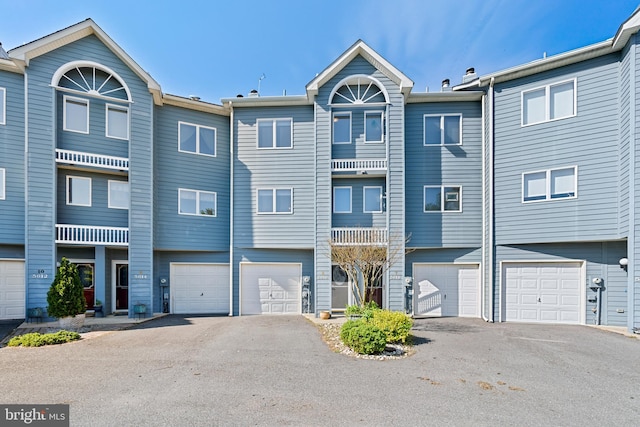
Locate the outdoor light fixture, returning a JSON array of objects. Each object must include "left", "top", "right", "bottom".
[{"left": 619, "top": 257, "right": 628, "bottom": 271}]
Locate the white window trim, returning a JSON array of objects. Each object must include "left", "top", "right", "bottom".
[
  {"left": 105, "top": 103, "right": 130, "bottom": 140},
  {"left": 423, "top": 114, "right": 462, "bottom": 146},
  {"left": 521, "top": 166, "right": 578, "bottom": 203},
  {"left": 333, "top": 186, "right": 352, "bottom": 214},
  {"left": 178, "top": 121, "right": 217, "bottom": 157},
  {"left": 363, "top": 186, "right": 383, "bottom": 213},
  {"left": 178, "top": 188, "right": 217, "bottom": 217},
  {"left": 108, "top": 180, "right": 130, "bottom": 210},
  {"left": 66, "top": 175, "right": 92, "bottom": 207},
  {"left": 423, "top": 185, "right": 462, "bottom": 213},
  {"left": 0, "top": 168, "right": 5, "bottom": 200},
  {"left": 256, "top": 187, "right": 294, "bottom": 214},
  {"left": 332, "top": 111, "right": 352, "bottom": 145},
  {"left": 63, "top": 95, "right": 90, "bottom": 134},
  {"left": 256, "top": 118, "right": 293, "bottom": 149},
  {"left": 521, "top": 78, "right": 577, "bottom": 127},
  {"left": 0, "top": 87, "right": 6, "bottom": 125},
  {"left": 364, "top": 111, "right": 384, "bottom": 144}
]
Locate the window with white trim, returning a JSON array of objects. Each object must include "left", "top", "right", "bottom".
[
  {"left": 64, "top": 96, "right": 89, "bottom": 134},
  {"left": 108, "top": 180, "right": 130, "bottom": 209},
  {"left": 522, "top": 79, "right": 576, "bottom": 126},
  {"left": 424, "top": 114, "right": 461, "bottom": 145},
  {"left": 333, "top": 187, "right": 352, "bottom": 213},
  {"left": 522, "top": 166, "right": 577, "bottom": 202},
  {"left": 332, "top": 112, "right": 351, "bottom": 144},
  {"left": 424, "top": 186, "right": 461, "bottom": 212},
  {"left": 257, "top": 188, "right": 293, "bottom": 214},
  {"left": 179, "top": 122, "right": 216, "bottom": 156},
  {"left": 0, "top": 168, "right": 5, "bottom": 200},
  {"left": 67, "top": 176, "right": 92, "bottom": 206},
  {"left": 0, "top": 87, "right": 5, "bottom": 125},
  {"left": 257, "top": 118, "right": 292, "bottom": 149},
  {"left": 179, "top": 188, "right": 217, "bottom": 216},
  {"left": 363, "top": 186, "right": 383, "bottom": 213},
  {"left": 365, "top": 111, "right": 384, "bottom": 143},
  {"left": 106, "top": 104, "right": 129, "bottom": 140}
]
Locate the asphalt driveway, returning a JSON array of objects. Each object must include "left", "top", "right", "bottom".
[{"left": 0, "top": 315, "right": 638, "bottom": 426}]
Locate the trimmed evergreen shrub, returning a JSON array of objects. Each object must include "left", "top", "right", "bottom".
[
  {"left": 370, "top": 309, "right": 414, "bottom": 343},
  {"left": 8, "top": 330, "right": 81, "bottom": 347},
  {"left": 340, "top": 320, "right": 387, "bottom": 354},
  {"left": 47, "top": 257, "right": 86, "bottom": 319}
]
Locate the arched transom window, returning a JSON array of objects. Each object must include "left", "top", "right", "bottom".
[
  {"left": 52, "top": 61, "right": 131, "bottom": 102},
  {"left": 330, "top": 75, "right": 388, "bottom": 105}
]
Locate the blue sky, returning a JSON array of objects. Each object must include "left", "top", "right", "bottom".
[{"left": 1, "top": 1, "right": 638, "bottom": 103}]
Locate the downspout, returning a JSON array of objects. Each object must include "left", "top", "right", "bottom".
[
  {"left": 481, "top": 90, "right": 488, "bottom": 321},
  {"left": 229, "top": 102, "right": 234, "bottom": 316},
  {"left": 489, "top": 77, "right": 496, "bottom": 323},
  {"left": 628, "top": 39, "right": 636, "bottom": 332}
]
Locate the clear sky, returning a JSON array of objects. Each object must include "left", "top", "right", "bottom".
[{"left": 1, "top": 0, "right": 638, "bottom": 103}]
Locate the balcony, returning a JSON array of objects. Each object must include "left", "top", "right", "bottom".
[
  {"left": 331, "top": 227, "right": 388, "bottom": 246},
  {"left": 56, "top": 224, "right": 129, "bottom": 246},
  {"left": 331, "top": 159, "right": 387, "bottom": 174},
  {"left": 56, "top": 149, "right": 129, "bottom": 172}
]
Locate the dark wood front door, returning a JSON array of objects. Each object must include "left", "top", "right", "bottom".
[{"left": 115, "top": 263, "right": 128, "bottom": 310}]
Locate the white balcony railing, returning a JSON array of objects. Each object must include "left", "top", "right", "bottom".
[
  {"left": 56, "top": 149, "right": 129, "bottom": 171},
  {"left": 330, "top": 227, "right": 388, "bottom": 246},
  {"left": 331, "top": 159, "right": 387, "bottom": 172},
  {"left": 56, "top": 224, "right": 129, "bottom": 246}
]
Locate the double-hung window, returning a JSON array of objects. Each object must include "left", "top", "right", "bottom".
[
  {"left": 179, "top": 188, "right": 217, "bottom": 216},
  {"left": 67, "top": 176, "right": 92, "bottom": 206},
  {"left": 522, "top": 166, "right": 577, "bottom": 202},
  {"left": 0, "top": 168, "right": 5, "bottom": 200},
  {"left": 365, "top": 111, "right": 384, "bottom": 143},
  {"left": 179, "top": 122, "right": 216, "bottom": 156},
  {"left": 0, "top": 87, "right": 5, "bottom": 125},
  {"left": 424, "top": 185, "right": 461, "bottom": 212},
  {"left": 332, "top": 112, "right": 351, "bottom": 144},
  {"left": 108, "top": 180, "right": 130, "bottom": 209},
  {"left": 522, "top": 79, "right": 576, "bottom": 126},
  {"left": 257, "top": 118, "right": 292, "bottom": 149},
  {"left": 363, "top": 186, "right": 383, "bottom": 213},
  {"left": 106, "top": 104, "right": 129, "bottom": 140},
  {"left": 257, "top": 188, "right": 293, "bottom": 214},
  {"left": 424, "top": 114, "right": 461, "bottom": 145},
  {"left": 333, "top": 187, "right": 352, "bottom": 213},
  {"left": 64, "top": 95, "right": 89, "bottom": 134}
]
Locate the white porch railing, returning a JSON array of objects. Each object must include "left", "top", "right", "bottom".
[
  {"left": 56, "top": 224, "right": 129, "bottom": 246},
  {"left": 56, "top": 149, "right": 129, "bottom": 171},
  {"left": 331, "top": 159, "right": 387, "bottom": 172},
  {"left": 330, "top": 227, "right": 388, "bottom": 246}
]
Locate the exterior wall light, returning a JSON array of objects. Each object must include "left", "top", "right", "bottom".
[{"left": 619, "top": 257, "right": 628, "bottom": 271}]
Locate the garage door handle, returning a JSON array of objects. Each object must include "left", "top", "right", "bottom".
[{"left": 537, "top": 298, "right": 541, "bottom": 303}]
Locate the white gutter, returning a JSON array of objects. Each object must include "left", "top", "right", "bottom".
[{"left": 228, "top": 102, "right": 234, "bottom": 317}]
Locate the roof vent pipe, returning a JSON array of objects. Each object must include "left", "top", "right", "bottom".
[
  {"left": 249, "top": 89, "right": 259, "bottom": 98},
  {"left": 189, "top": 95, "right": 200, "bottom": 101},
  {"left": 441, "top": 79, "right": 451, "bottom": 92},
  {"left": 462, "top": 67, "right": 478, "bottom": 84}
]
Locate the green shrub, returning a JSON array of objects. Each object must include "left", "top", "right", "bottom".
[
  {"left": 8, "top": 330, "right": 81, "bottom": 347},
  {"left": 47, "top": 257, "right": 86, "bottom": 319},
  {"left": 370, "top": 309, "right": 414, "bottom": 343},
  {"left": 345, "top": 301, "right": 380, "bottom": 320},
  {"left": 340, "top": 320, "right": 387, "bottom": 354}
]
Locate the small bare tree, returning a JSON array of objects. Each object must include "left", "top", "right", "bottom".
[{"left": 329, "top": 232, "right": 410, "bottom": 308}]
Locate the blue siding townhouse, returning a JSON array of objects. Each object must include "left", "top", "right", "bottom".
[{"left": 1, "top": 9, "right": 640, "bottom": 333}]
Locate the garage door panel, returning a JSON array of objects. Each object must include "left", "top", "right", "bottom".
[
  {"left": 504, "top": 262, "right": 582, "bottom": 324},
  {"left": 414, "top": 264, "right": 479, "bottom": 318},
  {"left": 0, "top": 261, "right": 25, "bottom": 320},
  {"left": 241, "top": 264, "right": 301, "bottom": 315},
  {"left": 171, "top": 264, "right": 230, "bottom": 314}
]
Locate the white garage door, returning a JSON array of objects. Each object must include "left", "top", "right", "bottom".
[
  {"left": 414, "top": 264, "right": 479, "bottom": 317},
  {"left": 0, "top": 260, "right": 25, "bottom": 320},
  {"left": 241, "top": 263, "right": 301, "bottom": 315},
  {"left": 503, "top": 262, "right": 582, "bottom": 324},
  {"left": 170, "top": 263, "right": 230, "bottom": 314}
]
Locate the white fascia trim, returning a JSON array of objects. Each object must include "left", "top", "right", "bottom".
[
  {"left": 407, "top": 91, "right": 484, "bottom": 103},
  {"left": 221, "top": 95, "right": 309, "bottom": 108},
  {"left": 0, "top": 58, "right": 22, "bottom": 73},
  {"left": 612, "top": 7, "right": 640, "bottom": 50},
  {"left": 163, "top": 94, "right": 229, "bottom": 116}
]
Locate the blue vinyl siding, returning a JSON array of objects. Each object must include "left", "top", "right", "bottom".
[
  {"left": 0, "top": 71, "right": 25, "bottom": 244},
  {"left": 56, "top": 171, "right": 128, "bottom": 227},
  {"left": 154, "top": 105, "right": 230, "bottom": 251},
  {"left": 405, "top": 248, "right": 481, "bottom": 275},
  {"left": 331, "top": 177, "right": 385, "bottom": 227},
  {"left": 493, "top": 54, "right": 620, "bottom": 245},
  {"left": 405, "top": 102, "right": 483, "bottom": 248},
  {"left": 234, "top": 106, "right": 315, "bottom": 249},
  {"left": 619, "top": 43, "right": 631, "bottom": 236}
]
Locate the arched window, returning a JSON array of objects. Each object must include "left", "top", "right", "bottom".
[
  {"left": 52, "top": 61, "right": 131, "bottom": 102},
  {"left": 329, "top": 75, "right": 388, "bottom": 105}
]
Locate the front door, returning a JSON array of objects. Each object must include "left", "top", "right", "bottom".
[{"left": 113, "top": 262, "right": 129, "bottom": 311}]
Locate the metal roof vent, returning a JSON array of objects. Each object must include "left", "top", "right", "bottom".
[
  {"left": 462, "top": 67, "right": 477, "bottom": 84},
  {"left": 249, "top": 89, "right": 259, "bottom": 98},
  {"left": 189, "top": 95, "right": 200, "bottom": 101},
  {"left": 441, "top": 78, "right": 451, "bottom": 92}
]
